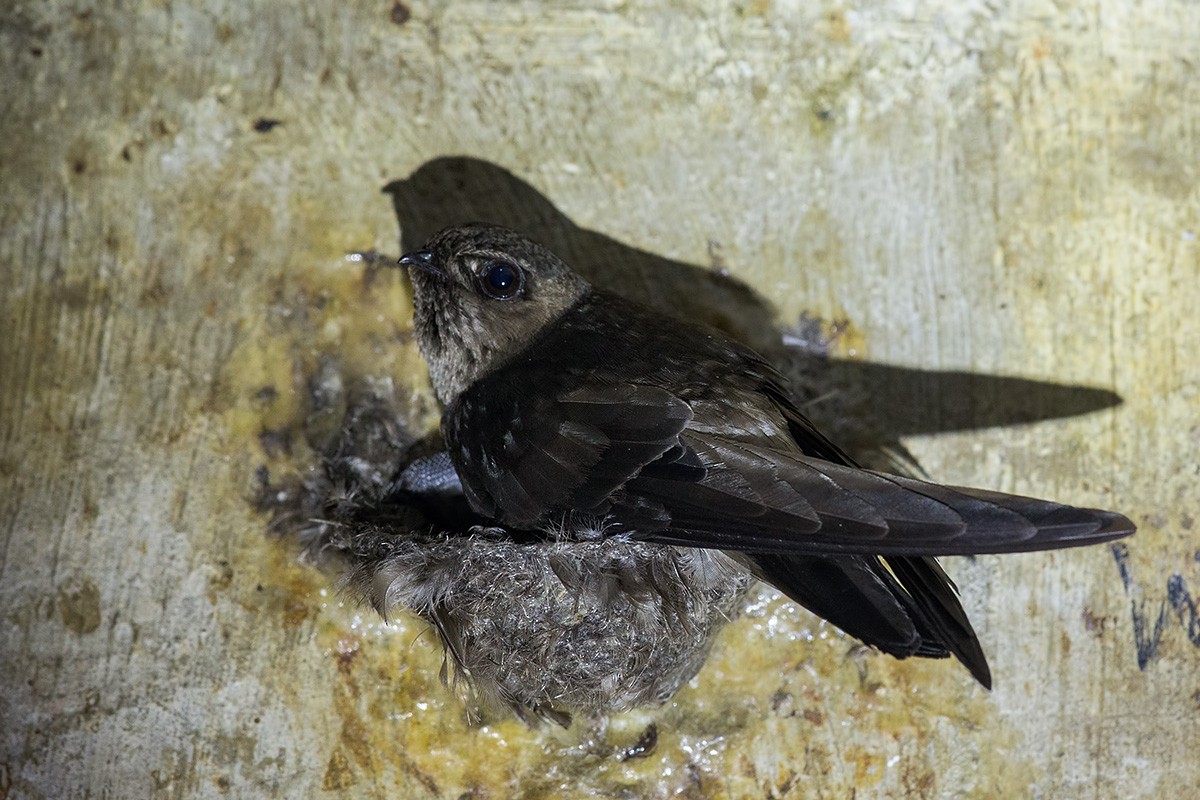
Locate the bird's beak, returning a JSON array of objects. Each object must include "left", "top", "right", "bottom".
[{"left": 398, "top": 250, "right": 447, "bottom": 279}]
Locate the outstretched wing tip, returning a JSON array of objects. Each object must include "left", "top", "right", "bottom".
[
  {"left": 1095, "top": 509, "right": 1137, "bottom": 539},
  {"left": 1009, "top": 502, "right": 1136, "bottom": 553}
]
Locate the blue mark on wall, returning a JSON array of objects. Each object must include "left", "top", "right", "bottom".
[{"left": 1111, "top": 542, "right": 1200, "bottom": 669}]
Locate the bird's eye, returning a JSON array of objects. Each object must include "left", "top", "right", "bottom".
[{"left": 477, "top": 259, "right": 525, "bottom": 301}]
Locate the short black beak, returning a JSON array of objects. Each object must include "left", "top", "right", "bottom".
[{"left": 398, "top": 249, "right": 446, "bottom": 279}]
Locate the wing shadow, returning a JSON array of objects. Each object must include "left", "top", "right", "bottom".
[{"left": 383, "top": 157, "right": 1121, "bottom": 468}]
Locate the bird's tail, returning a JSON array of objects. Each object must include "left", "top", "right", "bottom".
[{"left": 752, "top": 552, "right": 991, "bottom": 687}]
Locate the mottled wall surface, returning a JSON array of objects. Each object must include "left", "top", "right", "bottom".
[{"left": 2, "top": 1, "right": 1197, "bottom": 798}]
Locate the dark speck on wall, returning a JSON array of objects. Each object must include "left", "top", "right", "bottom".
[
  {"left": 253, "top": 118, "right": 282, "bottom": 133},
  {"left": 391, "top": 1, "right": 412, "bottom": 25}
]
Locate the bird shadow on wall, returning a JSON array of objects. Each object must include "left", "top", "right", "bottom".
[{"left": 382, "top": 156, "right": 1121, "bottom": 471}]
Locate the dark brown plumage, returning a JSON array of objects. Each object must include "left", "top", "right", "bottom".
[{"left": 401, "top": 222, "right": 1135, "bottom": 695}]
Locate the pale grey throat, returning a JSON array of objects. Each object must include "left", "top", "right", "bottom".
[
  {"left": 407, "top": 255, "right": 589, "bottom": 406},
  {"left": 409, "top": 268, "right": 483, "bottom": 406}
]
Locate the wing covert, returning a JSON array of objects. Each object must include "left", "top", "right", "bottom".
[{"left": 445, "top": 379, "right": 692, "bottom": 529}]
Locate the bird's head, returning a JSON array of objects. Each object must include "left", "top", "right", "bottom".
[{"left": 400, "top": 223, "right": 590, "bottom": 404}]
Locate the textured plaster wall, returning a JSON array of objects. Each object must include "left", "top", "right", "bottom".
[{"left": 2, "top": 1, "right": 1197, "bottom": 798}]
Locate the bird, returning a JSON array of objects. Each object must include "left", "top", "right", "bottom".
[{"left": 387, "top": 222, "right": 1134, "bottom": 719}]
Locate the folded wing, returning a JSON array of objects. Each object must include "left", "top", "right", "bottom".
[{"left": 623, "top": 433, "right": 1134, "bottom": 556}]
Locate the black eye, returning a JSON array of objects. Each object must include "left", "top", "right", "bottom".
[{"left": 477, "top": 259, "right": 525, "bottom": 301}]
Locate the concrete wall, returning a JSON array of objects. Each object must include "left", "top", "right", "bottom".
[{"left": 2, "top": 1, "right": 1197, "bottom": 797}]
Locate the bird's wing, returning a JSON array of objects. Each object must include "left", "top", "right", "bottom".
[
  {"left": 447, "top": 352, "right": 1133, "bottom": 554},
  {"left": 622, "top": 430, "right": 1134, "bottom": 556},
  {"left": 443, "top": 379, "right": 693, "bottom": 529}
]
